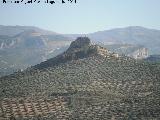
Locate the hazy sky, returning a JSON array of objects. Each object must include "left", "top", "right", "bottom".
[{"left": 0, "top": 0, "right": 160, "bottom": 34}]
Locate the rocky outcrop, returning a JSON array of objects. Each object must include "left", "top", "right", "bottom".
[
  {"left": 66, "top": 37, "right": 109, "bottom": 58},
  {"left": 34, "top": 37, "right": 111, "bottom": 69},
  {"left": 67, "top": 37, "right": 91, "bottom": 51}
]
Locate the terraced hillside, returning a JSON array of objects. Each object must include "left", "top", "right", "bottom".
[
  {"left": 0, "top": 37, "right": 160, "bottom": 120},
  {"left": 0, "top": 97, "right": 70, "bottom": 119}
]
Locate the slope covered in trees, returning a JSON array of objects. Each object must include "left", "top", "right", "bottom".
[{"left": 0, "top": 37, "right": 160, "bottom": 120}]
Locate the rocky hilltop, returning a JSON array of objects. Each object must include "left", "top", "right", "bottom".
[{"left": 34, "top": 37, "right": 116, "bottom": 69}]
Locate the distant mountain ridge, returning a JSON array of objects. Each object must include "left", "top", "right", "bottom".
[
  {"left": 102, "top": 44, "right": 149, "bottom": 59},
  {"left": 0, "top": 25, "right": 57, "bottom": 36},
  {"left": 1, "top": 25, "right": 160, "bottom": 55},
  {"left": 0, "top": 26, "right": 72, "bottom": 76},
  {"left": 0, "top": 25, "right": 160, "bottom": 76},
  {"left": 145, "top": 55, "right": 160, "bottom": 62},
  {"left": 66, "top": 26, "right": 160, "bottom": 55}
]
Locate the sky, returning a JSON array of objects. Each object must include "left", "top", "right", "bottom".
[{"left": 0, "top": 0, "right": 160, "bottom": 34}]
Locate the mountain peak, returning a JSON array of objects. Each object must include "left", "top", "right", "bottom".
[
  {"left": 65, "top": 37, "right": 110, "bottom": 58},
  {"left": 66, "top": 37, "right": 91, "bottom": 52},
  {"left": 34, "top": 37, "right": 110, "bottom": 69}
]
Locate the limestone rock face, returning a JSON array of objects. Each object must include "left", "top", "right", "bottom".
[{"left": 128, "top": 48, "right": 148, "bottom": 59}]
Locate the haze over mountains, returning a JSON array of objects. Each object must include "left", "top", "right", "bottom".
[
  {"left": 0, "top": 26, "right": 72, "bottom": 76},
  {"left": 0, "top": 37, "right": 160, "bottom": 120},
  {"left": 0, "top": 25, "right": 58, "bottom": 36},
  {"left": 0, "top": 25, "right": 160, "bottom": 76},
  {"left": 67, "top": 26, "right": 160, "bottom": 55}
]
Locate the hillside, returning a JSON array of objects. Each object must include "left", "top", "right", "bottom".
[{"left": 0, "top": 37, "right": 160, "bottom": 120}]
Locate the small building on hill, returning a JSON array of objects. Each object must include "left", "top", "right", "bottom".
[{"left": 94, "top": 45, "right": 109, "bottom": 57}]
